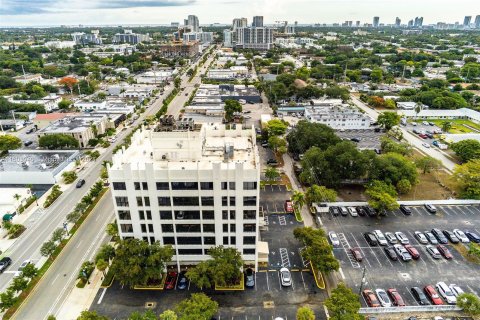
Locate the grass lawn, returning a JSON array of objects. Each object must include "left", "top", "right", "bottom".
[{"left": 412, "top": 119, "right": 480, "bottom": 134}]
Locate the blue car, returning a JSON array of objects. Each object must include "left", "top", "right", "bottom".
[
  {"left": 177, "top": 271, "right": 187, "bottom": 290},
  {"left": 465, "top": 231, "right": 480, "bottom": 243}
]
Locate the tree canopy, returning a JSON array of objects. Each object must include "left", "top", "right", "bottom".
[
  {"left": 174, "top": 293, "right": 218, "bottom": 320},
  {"left": 286, "top": 121, "right": 341, "bottom": 155},
  {"left": 324, "top": 283, "right": 362, "bottom": 320},
  {"left": 453, "top": 159, "right": 480, "bottom": 199},
  {"left": 0, "top": 135, "right": 22, "bottom": 152},
  {"left": 223, "top": 99, "right": 242, "bottom": 122},
  {"left": 365, "top": 180, "right": 399, "bottom": 214},
  {"left": 39, "top": 134, "right": 79, "bottom": 149},
  {"left": 294, "top": 227, "right": 339, "bottom": 274},
  {"left": 451, "top": 139, "right": 480, "bottom": 163}
]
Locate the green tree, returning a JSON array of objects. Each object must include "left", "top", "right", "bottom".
[
  {"left": 47, "top": 315, "right": 57, "bottom": 320},
  {"left": 380, "top": 137, "right": 412, "bottom": 156},
  {"left": 294, "top": 227, "right": 339, "bottom": 274},
  {"left": 324, "top": 283, "right": 362, "bottom": 320},
  {"left": 39, "top": 134, "right": 79, "bottom": 149},
  {"left": 62, "top": 170, "right": 78, "bottom": 184},
  {"left": 40, "top": 240, "right": 57, "bottom": 260},
  {"left": 0, "top": 135, "right": 22, "bottom": 152},
  {"left": 128, "top": 310, "right": 158, "bottom": 320},
  {"left": 11, "top": 275, "right": 29, "bottom": 292},
  {"left": 292, "top": 190, "right": 306, "bottom": 213},
  {"left": 365, "top": 180, "right": 399, "bottom": 215},
  {"left": 264, "top": 166, "right": 280, "bottom": 181},
  {"left": 453, "top": 159, "right": 480, "bottom": 199},
  {"left": 296, "top": 306, "right": 315, "bottom": 320},
  {"left": 441, "top": 121, "right": 452, "bottom": 133},
  {"left": 370, "top": 68, "right": 383, "bottom": 83},
  {"left": 451, "top": 139, "right": 480, "bottom": 162},
  {"left": 174, "top": 293, "right": 218, "bottom": 320},
  {"left": 159, "top": 310, "right": 178, "bottom": 320},
  {"left": 371, "top": 153, "right": 418, "bottom": 187},
  {"left": 305, "top": 185, "right": 337, "bottom": 204},
  {"left": 0, "top": 289, "right": 17, "bottom": 312},
  {"left": 415, "top": 156, "right": 442, "bottom": 174},
  {"left": 396, "top": 179, "right": 412, "bottom": 194},
  {"left": 96, "top": 244, "right": 116, "bottom": 263},
  {"left": 58, "top": 99, "right": 72, "bottom": 109},
  {"left": 377, "top": 112, "right": 400, "bottom": 130},
  {"left": 96, "top": 258, "right": 108, "bottom": 276},
  {"left": 106, "top": 222, "right": 119, "bottom": 239},
  {"left": 468, "top": 243, "right": 480, "bottom": 260},
  {"left": 77, "top": 310, "right": 110, "bottom": 320},
  {"left": 268, "top": 135, "right": 286, "bottom": 152},
  {"left": 185, "top": 261, "right": 212, "bottom": 289},
  {"left": 266, "top": 119, "right": 288, "bottom": 136},
  {"left": 384, "top": 99, "right": 396, "bottom": 109},
  {"left": 21, "top": 263, "right": 38, "bottom": 279},
  {"left": 286, "top": 121, "right": 341, "bottom": 155},
  {"left": 456, "top": 293, "right": 480, "bottom": 316},
  {"left": 224, "top": 99, "right": 242, "bottom": 122},
  {"left": 51, "top": 227, "right": 66, "bottom": 243}
]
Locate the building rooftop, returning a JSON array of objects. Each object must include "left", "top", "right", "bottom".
[
  {"left": 38, "top": 114, "right": 107, "bottom": 134},
  {"left": 0, "top": 150, "right": 78, "bottom": 173}
]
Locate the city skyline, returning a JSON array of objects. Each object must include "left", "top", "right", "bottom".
[{"left": 0, "top": 0, "right": 479, "bottom": 27}]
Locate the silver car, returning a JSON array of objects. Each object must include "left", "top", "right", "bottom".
[
  {"left": 328, "top": 231, "right": 340, "bottom": 247},
  {"left": 426, "top": 245, "right": 441, "bottom": 259},
  {"left": 395, "top": 231, "right": 409, "bottom": 245},
  {"left": 414, "top": 231, "right": 429, "bottom": 244},
  {"left": 453, "top": 229, "right": 470, "bottom": 243},
  {"left": 280, "top": 268, "right": 292, "bottom": 287},
  {"left": 384, "top": 232, "right": 398, "bottom": 244}
]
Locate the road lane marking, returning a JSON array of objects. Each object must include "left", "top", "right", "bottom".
[{"left": 97, "top": 288, "right": 107, "bottom": 304}]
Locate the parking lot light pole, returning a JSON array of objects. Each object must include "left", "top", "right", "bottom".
[{"left": 358, "top": 266, "right": 367, "bottom": 296}]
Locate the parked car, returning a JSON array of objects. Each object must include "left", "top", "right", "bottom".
[
  {"left": 350, "top": 247, "right": 363, "bottom": 262},
  {"left": 452, "top": 229, "right": 470, "bottom": 243},
  {"left": 26, "top": 127, "right": 35, "bottom": 134},
  {"left": 424, "top": 231, "right": 438, "bottom": 244},
  {"left": 422, "top": 142, "right": 430, "bottom": 148},
  {"left": 348, "top": 207, "right": 358, "bottom": 217},
  {"left": 356, "top": 206, "right": 366, "bottom": 216},
  {"left": 76, "top": 179, "right": 86, "bottom": 188},
  {"left": 375, "top": 289, "right": 392, "bottom": 307},
  {"left": 384, "top": 247, "right": 398, "bottom": 261},
  {"left": 422, "top": 121, "right": 429, "bottom": 126},
  {"left": 372, "top": 230, "right": 388, "bottom": 246},
  {"left": 350, "top": 137, "right": 361, "bottom": 143},
  {"left": 261, "top": 142, "right": 269, "bottom": 148},
  {"left": 284, "top": 200, "right": 294, "bottom": 213},
  {"left": 0, "top": 257, "right": 12, "bottom": 273},
  {"left": 164, "top": 271, "right": 177, "bottom": 290},
  {"left": 431, "top": 228, "right": 448, "bottom": 244},
  {"left": 411, "top": 287, "right": 430, "bottom": 305},
  {"left": 442, "top": 230, "right": 459, "bottom": 244},
  {"left": 437, "top": 245, "right": 453, "bottom": 260},
  {"left": 328, "top": 231, "right": 340, "bottom": 247},
  {"left": 426, "top": 245, "right": 441, "bottom": 259},
  {"left": 245, "top": 268, "right": 255, "bottom": 288},
  {"left": 364, "top": 206, "right": 376, "bottom": 217},
  {"left": 363, "top": 289, "right": 380, "bottom": 307},
  {"left": 424, "top": 285, "right": 444, "bottom": 305},
  {"left": 395, "top": 231, "right": 409, "bottom": 244},
  {"left": 18, "top": 260, "right": 32, "bottom": 272},
  {"left": 414, "top": 231, "right": 429, "bottom": 244},
  {"left": 24, "top": 140, "right": 33, "bottom": 146},
  {"left": 393, "top": 244, "right": 412, "bottom": 261},
  {"left": 384, "top": 232, "right": 398, "bottom": 244},
  {"left": 177, "top": 271, "right": 187, "bottom": 290},
  {"left": 404, "top": 245, "right": 420, "bottom": 259},
  {"left": 399, "top": 204, "right": 412, "bottom": 215},
  {"left": 364, "top": 232, "right": 379, "bottom": 246},
  {"left": 279, "top": 268, "right": 292, "bottom": 286},
  {"left": 387, "top": 288, "right": 405, "bottom": 306},
  {"left": 266, "top": 159, "right": 278, "bottom": 166},
  {"left": 330, "top": 206, "right": 340, "bottom": 217},
  {"left": 449, "top": 284, "right": 464, "bottom": 297},
  {"left": 340, "top": 207, "right": 348, "bottom": 217},
  {"left": 465, "top": 230, "right": 480, "bottom": 243},
  {"left": 424, "top": 203, "right": 437, "bottom": 214},
  {"left": 436, "top": 282, "right": 457, "bottom": 304}
]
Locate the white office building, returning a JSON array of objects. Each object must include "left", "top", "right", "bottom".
[
  {"left": 235, "top": 26, "right": 275, "bottom": 50},
  {"left": 108, "top": 123, "right": 261, "bottom": 269},
  {"left": 305, "top": 105, "right": 372, "bottom": 129}
]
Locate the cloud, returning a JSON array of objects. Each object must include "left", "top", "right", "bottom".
[{"left": 0, "top": 0, "right": 195, "bottom": 15}]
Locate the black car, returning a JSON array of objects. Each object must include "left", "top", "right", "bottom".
[
  {"left": 266, "top": 159, "right": 278, "bottom": 166},
  {"left": 384, "top": 247, "right": 398, "bottom": 261},
  {"left": 431, "top": 228, "right": 448, "bottom": 244},
  {"left": 465, "top": 231, "right": 480, "bottom": 243},
  {"left": 329, "top": 206, "right": 340, "bottom": 217},
  {"left": 442, "top": 230, "right": 460, "bottom": 244},
  {"left": 24, "top": 140, "right": 33, "bottom": 146},
  {"left": 0, "top": 257, "right": 12, "bottom": 273},
  {"left": 363, "top": 206, "right": 376, "bottom": 217},
  {"left": 400, "top": 204, "right": 412, "bottom": 215},
  {"left": 177, "top": 271, "right": 187, "bottom": 290},
  {"left": 350, "top": 138, "right": 361, "bottom": 143},
  {"left": 355, "top": 206, "right": 366, "bottom": 216},
  {"left": 411, "top": 287, "right": 430, "bottom": 305},
  {"left": 76, "top": 179, "right": 86, "bottom": 188},
  {"left": 364, "top": 232, "right": 378, "bottom": 246}
]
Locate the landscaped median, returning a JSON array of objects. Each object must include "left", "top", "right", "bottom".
[
  {"left": 214, "top": 274, "right": 245, "bottom": 291},
  {"left": 3, "top": 186, "right": 108, "bottom": 319},
  {"left": 133, "top": 275, "right": 166, "bottom": 290}
]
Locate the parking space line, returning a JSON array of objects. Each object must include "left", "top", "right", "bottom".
[
  {"left": 464, "top": 206, "right": 477, "bottom": 215},
  {"left": 265, "top": 271, "right": 269, "bottom": 291},
  {"left": 350, "top": 233, "right": 372, "bottom": 268},
  {"left": 279, "top": 248, "right": 290, "bottom": 267},
  {"left": 337, "top": 233, "right": 360, "bottom": 268},
  {"left": 369, "top": 247, "right": 383, "bottom": 267},
  {"left": 412, "top": 207, "right": 423, "bottom": 216},
  {"left": 278, "top": 216, "right": 286, "bottom": 225},
  {"left": 300, "top": 271, "right": 307, "bottom": 291},
  {"left": 379, "top": 248, "right": 394, "bottom": 267}
]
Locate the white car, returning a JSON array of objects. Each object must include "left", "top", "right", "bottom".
[
  {"left": 436, "top": 282, "right": 457, "bottom": 304},
  {"left": 375, "top": 288, "right": 392, "bottom": 307},
  {"left": 422, "top": 142, "right": 430, "bottom": 148},
  {"left": 452, "top": 229, "right": 470, "bottom": 243},
  {"left": 395, "top": 231, "right": 409, "bottom": 245},
  {"left": 280, "top": 268, "right": 292, "bottom": 287},
  {"left": 373, "top": 230, "right": 388, "bottom": 246},
  {"left": 426, "top": 245, "right": 441, "bottom": 259},
  {"left": 18, "top": 260, "right": 31, "bottom": 272},
  {"left": 393, "top": 244, "right": 412, "bottom": 261},
  {"left": 422, "top": 121, "right": 429, "bottom": 126},
  {"left": 414, "top": 231, "right": 429, "bottom": 244},
  {"left": 328, "top": 231, "right": 340, "bottom": 247},
  {"left": 384, "top": 232, "right": 398, "bottom": 244},
  {"left": 348, "top": 207, "right": 358, "bottom": 217},
  {"left": 449, "top": 284, "right": 464, "bottom": 297}
]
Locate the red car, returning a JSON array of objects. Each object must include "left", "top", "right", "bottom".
[
  {"left": 164, "top": 271, "right": 178, "bottom": 290},
  {"left": 350, "top": 247, "right": 363, "bottom": 262},
  {"left": 419, "top": 134, "right": 428, "bottom": 139},
  {"left": 404, "top": 245, "right": 420, "bottom": 259},
  {"left": 424, "top": 285, "right": 444, "bottom": 305},
  {"left": 437, "top": 245, "right": 453, "bottom": 260},
  {"left": 284, "top": 200, "right": 294, "bottom": 213},
  {"left": 387, "top": 288, "right": 406, "bottom": 306},
  {"left": 363, "top": 289, "right": 380, "bottom": 307}
]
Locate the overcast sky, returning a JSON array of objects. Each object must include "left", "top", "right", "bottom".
[{"left": 0, "top": 0, "right": 478, "bottom": 27}]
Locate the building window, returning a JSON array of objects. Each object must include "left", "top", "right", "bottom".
[
  {"left": 161, "top": 224, "right": 173, "bottom": 232},
  {"left": 112, "top": 182, "right": 126, "bottom": 190},
  {"left": 200, "top": 182, "right": 214, "bottom": 190},
  {"left": 176, "top": 224, "right": 201, "bottom": 233},
  {"left": 230, "top": 236, "right": 236, "bottom": 244},
  {"left": 171, "top": 182, "right": 198, "bottom": 190},
  {"left": 223, "top": 224, "right": 228, "bottom": 232},
  {"left": 201, "top": 197, "right": 214, "bottom": 206},
  {"left": 144, "top": 197, "right": 150, "bottom": 206},
  {"left": 175, "top": 210, "right": 200, "bottom": 220},
  {"left": 230, "top": 210, "right": 236, "bottom": 219},
  {"left": 156, "top": 182, "right": 169, "bottom": 190},
  {"left": 244, "top": 236, "right": 256, "bottom": 244},
  {"left": 222, "top": 210, "right": 228, "bottom": 219},
  {"left": 142, "top": 182, "right": 148, "bottom": 190},
  {"left": 139, "top": 210, "right": 152, "bottom": 220},
  {"left": 230, "top": 197, "right": 236, "bottom": 206},
  {"left": 148, "top": 224, "right": 153, "bottom": 232},
  {"left": 243, "top": 196, "right": 257, "bottom": 206},
  {"left": 163, "top": 237, "right": 175, "bottom": 244},
  {"left": 221, "top": 182, "right": 228, "bottom": 190},
  {"left": 243, "top": 210, "right": 256, "bottom": 219},
  {"left": 158, "top": 197, "right": 171, "bottom": 206},
  {"left": 202, "top": 211, "right": 214, "bottom": 220},
  {"left": 136, "top": 197, "right": 143, "bottom": 206},
  {"left": 243, "top": 182, "right": 257, "bottom": 190},
  {"left": 141, "top": 224, "right": 146, "bottom": 232},
  {"left": 244, "top": 224, "right": 256, "bottom": 232},
  {"left": 223, "top": 236, "right": 229, "bottom": 245},
  {"left": 203, "top": 224, "right": 215, "bottom": 232},
  {"left": 120, "top": 224, "right": 133, "bottom": 233},
  {"left": 230, "top": 224, "right": 236, "bottom": 232},
  {"left": 243, "top": 248, "right": 256, "bottom": 255},
  {"left": 229, "top": 182, "right": 236, "bottom": 190},
  {"left": 139, "top": 210, "right": 145, "bottom": 220},
  {"left": 115, "top": 197, "right": 129, "bottom": 207},
  {"left": 204, "top": 237, "right": 215, "bottom": 245},
  {"left": 134, "top": 182, "right": 141, "bottom": 190},
  {"left": 173, "top": 197, "right": 199, "bottom": 206},
  {"left": 178, "top": 249, "right": 202, "bottom": 255},
  {"left": 118, "top": 210, "right": 131, "bottom": 220},
  {"left": 145, "top": 210, "right": 152, "bottom": 219},
  {"left": 222, "top": 196, "right": 228, "bottom": 206},
  {"left": 177, "top": 237, "right": 202, "bottom": 245},
  {"left": 159, "top": 210, "right": 172, "bottom": 219}
]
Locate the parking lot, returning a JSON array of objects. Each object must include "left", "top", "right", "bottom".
[
  {"left": 322, "top": 204, "right": 480, "bottom": 308},
  {"left": 336, "top": 128, "right": 383, "bottom": 150},
  {"left": 404, "top": 121, "right": 443, "bottom": 150}
]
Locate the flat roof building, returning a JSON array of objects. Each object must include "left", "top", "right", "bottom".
[{"left": 305, "top": 105, "right": 372, "bottom": 129}]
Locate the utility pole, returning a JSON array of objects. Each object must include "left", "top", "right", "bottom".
[{"left": 358, "top": 265, "right": 367, "bottom": 295}]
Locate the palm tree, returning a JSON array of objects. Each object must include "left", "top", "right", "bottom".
[
  {"left": 291, "top": 190, "right": 306, "bottom": 213},
  {"left": 441, "top": 121, "right": 452, "bottom": 133},
  {"left": 414, "top": 103, "right": 422, "bottom": 121}
]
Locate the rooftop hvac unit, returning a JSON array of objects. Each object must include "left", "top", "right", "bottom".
[
  {"left": 40, "top": 163, "right": 47, "bottom": 170},
  {"left": 22, "top": 161, "right": 30, "bottom": 169}
]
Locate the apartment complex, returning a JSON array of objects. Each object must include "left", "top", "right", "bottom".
[
  {"left": 304, "top": 105, "right": 372, "bottom": 129},
  {"left": 158, "top": 42, "right": 199, "bottom": 58},
  {"left": 71, "top": 30, "right": 102, "bottom": 45},
  {"left": 108, "top": 123, "right": 261, "bottom": 269},
  {"left": 235, "top": 26, "right": 275, "bottom": 50},
  {"left": 113, "top": 30, "right": 151, "bottom": 44}
]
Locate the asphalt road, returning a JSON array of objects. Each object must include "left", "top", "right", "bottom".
[
  {"left": 350, "top": 95, "right": 457, "bottom": 172},
  {"left": 10, "top": 47, "right": 215, "bottom": 320}
]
